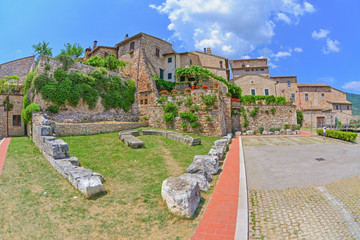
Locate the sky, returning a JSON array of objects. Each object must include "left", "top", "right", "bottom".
[{"left": 1, "top": 0, "right": 359, "bottom": 93}]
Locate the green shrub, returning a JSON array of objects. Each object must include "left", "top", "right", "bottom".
[
  {"left": 34, "top": 74, "right": 52, "bottom": 92},
  {"left": 163, "top": 103, "right": 178, "bottom": 115},
  {"left": 176, "top": 100, "right": 183, "bottom": 106},
  {"left": 250, "top": 107, "right": 259, "bottom": 117},
  {"left": 201, "top": 94, "right": 217, "bottom": 106},
  {"left": 258, "top": 125, "right": 264, "bottom": 133},
  {"left": 296, "top": 124, "right": 301, "bottom": 130},
  {"left": 163, "top": 113, "right": 175, "bottom": 123},
  {"left": 68, "top": 84, "right": 82, "bottom": 106},
  {"left": 55, "top": 52, "right": 75, "bottom": 71},
  {"left": 284, "top": 124, "right": 290, "bottom": 130},
  {"left": 24, "top": 72, "right": 36, "bottom": 94},
  {"left": 140, "top": 116, "right": 148, "bottom": 122},
  {"left": 190, "top": 121, "right": 202, "bottom": 129},
  {"left": 23, "top": 95, "right": 30, "bottom": 109},
  {"left": 154, "top": 75, "right": 175, "bottom": 92},
  {"left": 44, "top": 64, "right": 51, "bottom": 71},
  {"left": 296, "top": 110, "right": 303, "bottom": 126},
  {"left": 205, "top": 115, "right": 213, "bottom": 121},
  {"left": 265, "top": 110, "right": 269, "bottom": 114},
  {"left": 68, "top": 71, "right": 88, "bottom": 85},
  {"left": 181, "top": 121, "right": 187, "bottom": 129},
  {"left": 103, "top": 56, "right": 126, "bottom": 71},
  {"left": 243, "top": 120, "right": 249, "bottom": 129},
  {"left": 84, "top": 56, "right": 104, "bottom": 67},
  {"left": 271, "top": 107, "right": 276, "bottom": 115},
  {"left": 291, "top": 124, "right": 297, "bottom": 131},
  {"left": 317, "top": 129, "right": 357, "bottom": 142},
  {"left": 185, "top": 97, "right": 193, "bottom": 107},
  {"left": 54, "top": 68, "right": 68, "bottom": 82},
  {"left": 41, "top": 82, "right": 57, "bottom": 101},
  {"left": 269, "top": 127, "right": 281, "bottom": 132},
  {"left": 157, "top": 96, "right": 167, "bottom": 104},
  {"left": 189, "top": 104, "right": 200, "bottom": 112},
  {"left": 46, "top": 105, "right": 59, "bottom": 113},
  {"left": 79, "top": 83, "right": 99, "bottom": 109},
  {"left": 21, "top": 103, "right": 41, "bottom": 124},
  {"left": 180, "top": 111, "right": 198, "bottom": 123},
  {"left": 336, "top": 121, "right": 342, "bottom": 129}
]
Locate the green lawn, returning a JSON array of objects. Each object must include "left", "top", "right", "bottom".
[{"left": 0, "top": 131, "right": 219, "bottom": 240}]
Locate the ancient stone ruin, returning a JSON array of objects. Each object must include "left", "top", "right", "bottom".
[
  {"left": 32, "top": 115, "right": 106, "bottom": 198},
  {"left": 161, "top": 133, "right": 232, "bottom": 218}
]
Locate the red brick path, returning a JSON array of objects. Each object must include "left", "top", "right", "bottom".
[
  {"left": 0, "top": 138, "right": 11, "bottom": 176},
  {"left": 192, "top": 137, "right": 240, "bottom": 240}
]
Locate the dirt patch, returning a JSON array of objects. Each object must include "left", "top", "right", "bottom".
[{"left": 160, "top": 144, "right": 184, "bottom": 176}]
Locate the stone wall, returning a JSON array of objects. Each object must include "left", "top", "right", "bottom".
[
  {"left": 144, "top": 89, "right": 229, "bottom": 137},
  {"left": 0, "top": 94, "right": 25, "bottom": 137},
  {"left": 302, "top": 110, "right": 360, "bottom": 128},
  {"left": 53, "top": 121, "right": 148, "bottom": 137},
  {"left": 33, "top": 57, "right": 140, "bottom": 123},
  {"left": 231, "top": 103, "right": 297, "bottom": 132},
  {"left": 234, "top": 74, "right": 277, "bottom": 96},
  {"left": 0, "top": 56, "right": 35, "bottom": 84}
]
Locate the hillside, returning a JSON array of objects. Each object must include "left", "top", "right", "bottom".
[{"left": 347, "top": 93, "right": 360, "bottom": 115}]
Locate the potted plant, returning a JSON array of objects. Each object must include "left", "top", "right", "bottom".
[
  {"left": 171, "top": 89, "right": 179, "bottom": 95},
  {"left": 184, "top": 88, "right": 191, "bottom": 94},
  {"left": 159, "top": 90, "right": 169, "bottom": 96},
  {"left": 202, "top": 85, "right": 209, "bottom": 89},
  {"left": 215, "top": 83, "right": 219, "bottom": 88},
  {"left": 196, "top": 85, "right": 200, "bottom": 89},
  {"left": 209, "top": 84, "right": 214, "bottom": 89},
  {"left": 129, "top": 49, "right": 134, "bottom": 54},
  {"left": 226, "top": 92, "right": 231, "bottom": 97}
]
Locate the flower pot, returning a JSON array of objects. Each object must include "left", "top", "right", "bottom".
[
  {"left": 215, "top": 83, "right": 219, "bottom": 88},
  {"left": 191, "top": 86, "right": 195, "bottom": 90}
]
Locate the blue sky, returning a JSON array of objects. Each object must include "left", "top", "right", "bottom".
[{"left": 1, "top": 0, "right": 359, "bottom": 93}]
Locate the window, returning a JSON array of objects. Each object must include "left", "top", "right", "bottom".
[
  {"left": 188, "top": 77, "right": 195, "bottom": 82},
  {"left": 168, "top": 73, "right": 172, "bottom": 80},
  {"left": 347, "top": 105, "right": 350, "bottom": 110},
  {"left": 321, "top": 93, "right": 325, "bottom": 101},
  {"left": 261, "top": 68, "right": 264, "bottom": 71},
  {"left": 140, "top": 100, "right": 144, "bottom": 104},
  {"left": 336, "top": 105, "right": 339, "bottom": 110},
  {"left": 256, "top": 69, "right": 258, "bottom": 71},
  {"left": 159, "top": 69, "right": 164, "bottom": 79},
  {"left": 145, "top": 99, "right": 148, "bottom": 104},
  {"left": 156, "top": 48, "right": 160, "bottom": 57},
  {"left": 251, "top": 89, "right": 256, "bottom": 96},
  {"left": 242, "top": 64, "right": 245, "bottom": 68},
  {"left": 246, "top": 69, "right": 250, "bottom": 72},
  {"left": 190, "top": 59, "right": 192, "bottom": 65},
  {"left": 180, "top": 76, "right": 185, "bottom": 82},
  {"left": 265, "top": 89, "right": 269, "bottom": 96},
  {"left": 130, "top": 41, "right": 135, "bottom": 50},
  {"left": 13, "top": 115, "right": 21, "bottom": 126},
  {"left": 287, "top": 81, "right": 291, "bottom": 87},
  {"left": 305, "top": 93, "right": 308, "bottom": 101},
  {"left": 220, "top": 61, "right": 223, "bottom": 68},
  {"left": 251, "top": 69, "right": 254, "bottom": 71},
  {"left": 291, "top": 93, "right": 295, "bottom": 101},
  {"left": 168, "top": 57, "right": 172, "bottom": 63}
]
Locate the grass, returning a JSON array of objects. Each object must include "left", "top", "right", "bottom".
[{"left": 0, "top": 131, "right": 219, "bottom": 239}]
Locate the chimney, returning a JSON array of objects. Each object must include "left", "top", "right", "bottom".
[
  {"left": 93, "top": 40, "right": 97, "bottom": 50},
  {"left": 207, "top": 48, "right": 211, "bottom": 54},
  {"left": 124, "top": 34, "right": 129, "bottom": 40},
  {"left": 204, "top": 48, "right": 207, "bottom": 53}
]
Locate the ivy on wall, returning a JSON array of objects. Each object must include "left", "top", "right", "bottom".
[{"left": 24, "top": 67, "right": 136, "bottom": 112}]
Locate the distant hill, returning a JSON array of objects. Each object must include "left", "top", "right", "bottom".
[{"left": 347, "top": 93, "right": 360, "bottom": 115}]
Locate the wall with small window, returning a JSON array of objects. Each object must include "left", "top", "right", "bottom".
[
  {"left": 0, "top": 94, "right": 25, "bottom": 137},
  {"left": 233, "top": 74, "right": 276, "bottom": 96}
]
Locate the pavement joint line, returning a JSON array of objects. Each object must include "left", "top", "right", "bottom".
[
  {"left": 260, "top": 137, "right": 275, "bottom": 146},
  {"left": 316, "top": 186, "right": 360, "bottom": 239},
  {"left": 234, "top": 137, "right": 249, "bottom": 240}
]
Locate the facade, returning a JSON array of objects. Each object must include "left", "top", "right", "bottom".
[
  {"left": 0, "top": 56, "right": 35, "bottom": 84},
  {"left": 0, "top": 94, "right": 26, "bottom": 137},
  {"left": 231, "top": 58, "right": 355, "bottom": 127}
]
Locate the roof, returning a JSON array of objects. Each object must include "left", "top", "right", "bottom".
[
  {"left": 88, "top": 46, "right": 117, "bottom": 56},
  {"left": 0, "top": 56, "right": 35, "bottom": 66},
  {"left": 298, "top": 83, "right": 330, "bottom": 87},
  {"left": 271, "top": 76, "right": 297, "bottom": 79},
  {"left": 230, "top": 58, "right": 268, "bottom": 63},
  {"left": 115, "top": 33, "right": 172, "bottom": 47},
  {"left": 326, "top": 100, "right": 352, "bottom": 105},
  {"left": 191, "top": 51, "right": 228, "bottom": 60}
]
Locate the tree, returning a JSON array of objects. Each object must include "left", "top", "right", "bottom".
[
  {"left": 0, "top": 75, "right": 20, "bottom": 93},
  {"left": 62, "top": 43, "right": 84, "bottom": 58},
  {"left": 32, "top": 41, "right": 52, "bottom": 61}
]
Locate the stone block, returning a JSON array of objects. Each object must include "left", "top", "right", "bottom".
[
  {"left": 186, "top": 159, "right": 213, "bottom": 182},
  {"left": 262, "top": 130, "right": 268, "bottom": 135},
  {"left": 269, "top": 132, "right": 274, "bottom": 135},
  {"left": 161, "top": 177, "right": 201, "bottom": 218},
  {"left": 179, "top": 173, "right": 210, "bottom": 191},
  {"left": 275, "top": 131, "right": 280, "bottom": 135},
  {"left": 280, "top": 129, "right": 286, "bottom": 134},
  {"left": 208, "top": 146, "right": 225, "bottom": 160},
  {"left": 121, "top": 135, "right": 145, "bottom": 148},
  {"left": 77, "top": 175, "right": 107, "bottom": 198},
  {"left": 235, "top": 131, "right": 242, "bottom": 136},
  {"left": 246, "top": 130, "right": 254, "bottom": 135},
  {"left": 44, "top": 139, "right": 69, "bottom": 159},
  {"left": 193, "top": 155, "right": 219, "bottom": 175},
  {"left": 42, "top": 119, "right": 51, "bottom": 126}
]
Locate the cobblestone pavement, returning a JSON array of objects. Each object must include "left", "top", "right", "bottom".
[{"left": 249, "top": 178, "right": 360, "bottom": 239}]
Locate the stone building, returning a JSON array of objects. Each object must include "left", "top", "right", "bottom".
[
  {"left": 230, "top": 58, "right": 355, "bottom": 127},
  {"left": 0, "top": 56, "right": 35, "bottom": 84},
  {"left": 0, "top": 94, "right": 26, "bottom": 137}
]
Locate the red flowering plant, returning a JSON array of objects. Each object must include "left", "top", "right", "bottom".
[
  {"left": 196, "top": 85, "right": 200, "bottom": 89},
  {"left": 209, "top": 84, "right": 214, "bottom": 89},
  {"left": 202, "top": 85, "right": 209, "bottom": 89},
  {"left": 226, "top": 92, "right": 231, "bottom": 97},
  {"left": 171, "top": 89, "right": 179, "bottom": 95},
  {"left": 184, "top": 88, "right": 191, "bottom": 94},
  {"left": 159, "top": 90, "right": 169, "bottom": 96},
  {"left": 215, "top": 83, "right": 219, "bottom": 88},
  {"left": 231, "top": 98, "right": 241, "bottom": 102}
]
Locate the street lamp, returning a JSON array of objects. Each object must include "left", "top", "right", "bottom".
[{"left": 310, "top": 98, "right": 313, "bottom": 133}]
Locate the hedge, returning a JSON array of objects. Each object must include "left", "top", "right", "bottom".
[{"left": 316, "top": 129, "right": 357, "bottom": 142}]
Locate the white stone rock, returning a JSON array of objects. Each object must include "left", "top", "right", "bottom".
[
  {"left": 179, "top": 173, "right": 210, "bottom": 191},
  {"left": 187, "top": 159, "right": 213, "bottom": 182},
  {"left": 161, "top": 177, "right": 201, "bottom": 218},
  {"left": 194, "top": 155, "right": 219, "bottom": 175}
]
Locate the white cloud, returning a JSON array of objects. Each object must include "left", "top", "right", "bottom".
[
  {"left": 271, "top": 51, "right": 292, "bottom": 60},
  {"left": 312, "top": 29, "right": 330, "bottom": 39},
  {"left": 342, "top": 81, "right": 360, "bottom": 92},
  {"left": 277, "top": 13, "right": 291, "bottom": 24},
  {"left": 268, "top": 62, "right": 279, "bottom": 69},
  {"left": 323, "top": 38, "right": 340, "bottom": 54},
  {"left": 294, "top": 47, "right": 303, "bottom": 52},
  {"left": 241, "top": 55, "right": 251, "bottom": 59},
  {"left": 150, "top": 0, "right": 315, "bottom": 58}
]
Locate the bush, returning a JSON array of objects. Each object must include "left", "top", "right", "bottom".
[
  {"left": 181, "top": 121, "right": 187, "bottom": 129},
  {"left": 296, "top": 124, "right": 301, "bottom": 130},
  {"left": 163, "top": 103, "right": 178, "bottom": 115},
  {"left": 46, "top": 105, "right": 59, "bottom": 113},
  {"left": 53, "top": 68, "right": 68, "bottom": 82},
  {"left": 103, "top": 56, "right": 126, "bottom": 71},
  {"left": 55, "top": 52, "right": 75, "bottom": 71},
  {"left": 157, "top": 96, "right": 167, "bottom": 104},
  {"left": 154, "top": 75, "right": 175, "bottom": 92},
  {"left": 269, "top": 127, "right": 281, "bottom": 132},
  {"left": 316, "top": 129, "right": 357, "bottom": 142},
  {"left": 34, "top": 74, "right": 52, "bottom": 92},
  {"left": 284, "top": 124, "right": 290, "bottom": 130},
  {"left": 271, "top": 107, "right": 276, "bottom": 115},
  {"left": 297, "top": 110, "right": 303, "bottom": 126},
  {"left": 258, "top": 125, "right": 264, "bottom": 133},
  {"left": 84, "top": 56, "right": 104, "bottom": 67},
  {"left": 205, "top": 115, "right": 213, "bottom": 121},
  {"left": 180, "top": 111, "right": 198, "bottom": 123},
  {"left": 80, "top": 83, "right": 99, "bottom": 109},
  {"left": 243, "top": 120, "right": 249, "bottom": 129},
  {"left": 250, "top": 107, "right": 259, "bottom": 117},
  {"left": 190, "top": 121, "right": 202, "bottom": 129},
  {"left": 291, "top": 124, "right": 296, "bottom": 131},
  {"left": 201, "top": 94, "right": 217, "bottom": 107},
  {"left": 21, "top": 103, "right": 41, "bottom": 124},
  {"left": 163, "top": 113, "right": 175, "bottom": 124}
]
